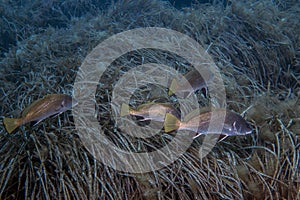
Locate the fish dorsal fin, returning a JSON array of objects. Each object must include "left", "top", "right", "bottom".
[{"left": 218, "top": 135, "right": 228, "bottom": 142}]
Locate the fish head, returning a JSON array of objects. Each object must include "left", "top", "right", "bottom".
[
  {"left": 56, "top": 95, "right": 77, "bottom": 113},
  {"left": 221, "top": 111, "right": 253, "bottom": 136},
  {"left": 229, "top": 120, "right": 252, "bottom": 135}
]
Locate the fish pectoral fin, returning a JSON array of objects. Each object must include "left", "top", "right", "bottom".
[
  {"left": 192, "top": 132, "right": 202, "bottom": 139},
  {"left": 32, "top": 119, "right": 43, "bottom": 126},
  {"left": 138, "top": 118, "right": 150, "bottom": 121},
  {"left": 218, "top": 135, "right": 228, "bottom": 142},
  {"left": 50, "top": 111, "right": 65, "bottom": 119},
  {"left": 33, "top": 112, "right": 63, "bottom": 126}
]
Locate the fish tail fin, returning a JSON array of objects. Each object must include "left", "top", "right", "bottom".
[
  {"left": 3, "top": 118, "right": 22, "bottom": 133},
  {"left": 168, "top": 79, "right": 178, "bottom": 96},
  {"left": 120, "top": 103, "right": 133, "bottom": 117},
  {"left": 164, "top": 113, "right": 180, "bottom": 132}
]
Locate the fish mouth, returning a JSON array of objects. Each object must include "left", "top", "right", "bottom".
[
  {"left": 72, "top": 98, "right": 79, "bottom": 107},
  {"left": 244, "top": 125, "right": 254, "bottom": 135}
]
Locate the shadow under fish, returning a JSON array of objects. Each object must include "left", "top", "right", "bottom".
[{"left": 3, "top": 94, "right": 77, "bottom": 133}]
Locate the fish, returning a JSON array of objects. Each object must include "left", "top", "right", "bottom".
[
  {"left": 3, "top": 94, "right": 77, "bottom": 134},
  {"left": 168, "top": 69, "right": 214, "bottom": 98},
  {"left": 120, "top": 102, "right": 180, "bottom": 122},
  {"left": 164, "top": 108, "right": 252, "bottom": 141}
]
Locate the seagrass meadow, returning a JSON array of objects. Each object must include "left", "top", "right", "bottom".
[{"left": 0, "top": 0, "right": 299, "bottom": 199}]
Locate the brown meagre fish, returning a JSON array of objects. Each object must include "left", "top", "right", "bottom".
[
  {"left": 120, "top": 102, "right": 180, "bottom": 122},
  {"left": 164, "top": 108, "right": 252, "bottom": 141},
  {"left": 168, "top": 69, "right": 214, "bottom": 98},
  {"left": 3, "top": 94, "right": 77, "bottom": 133}
]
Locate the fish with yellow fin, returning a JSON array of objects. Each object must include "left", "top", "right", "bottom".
[
  {"left": 120, "top": 102, "right": 180, "bottom": 122},
  {"left": 164, "top": 108, "right": 252, "bottom": 141},
  {"left": 3, "top": 94, "right": 77, "bottom": 133},
  {"left": 168, "top": 69, "right": 214, "bottom": 98}
]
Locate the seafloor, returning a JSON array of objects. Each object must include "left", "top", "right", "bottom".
[{"left": 0, "top": 0, "right": 299, "bottom": 199}]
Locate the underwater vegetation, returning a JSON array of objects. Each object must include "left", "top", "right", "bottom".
[{"left": 0, "top": 0, "right": 299, "bottom": 199}]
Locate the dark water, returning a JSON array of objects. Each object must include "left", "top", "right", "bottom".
[
  {"left": 0, "top": 0, "right": 230, "bottom": 57},
  {"left": 167, "top": 0, "right": 229, "bottom": 8}
]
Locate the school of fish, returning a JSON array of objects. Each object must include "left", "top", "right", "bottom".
[
  {"left": 120, "top": 69, "right": 252, "bottom": 141},
  {"left": 3, "top": 69, "right": 252, "bottom": 142}
]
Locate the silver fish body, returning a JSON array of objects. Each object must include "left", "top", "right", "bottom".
[
  {"left": 164, "top": 108, "right": 252, "bottom": 140},
  {"left": 120, "top": 102, "right": 180, "bottom": 122},
  {"left": 3, "top": 94, "right": 77, "bottom": 133},
  {"left": 169, "top": 69, "right": 214, "bottom": 98}
]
